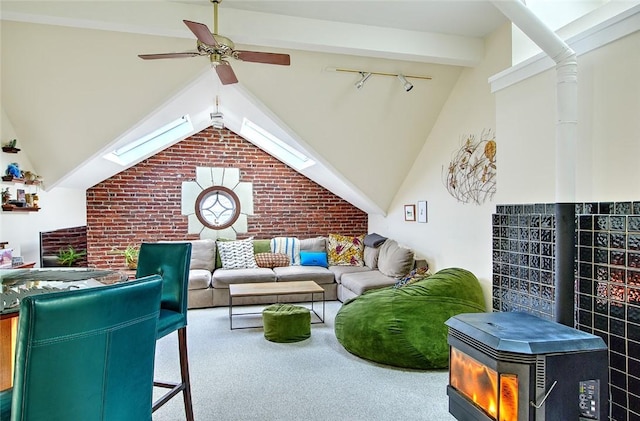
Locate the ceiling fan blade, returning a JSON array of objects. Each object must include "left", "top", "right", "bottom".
[
  {"left": 183, "top": 20, "right": 217, "bottom": 46},
  {"left": 235, "top": 51, "right": 291, "bottom": 66},
  {"left": 215, "top": 63, "right": 238, "bottom": 85},
  {"left": 138, "top": 52, "right": 202, "bottom": 60}
]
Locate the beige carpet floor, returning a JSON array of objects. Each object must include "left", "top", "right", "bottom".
[{"left": 152, "top": 300, "right": 455, "bottom": 421}]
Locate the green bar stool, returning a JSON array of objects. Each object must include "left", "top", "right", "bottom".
[
  {"left": 0, "top": 275, "right": 163, "bottom": 421},
  {"left": 136, "top": 242, "right": 194, "bottom": 421},
  {"left": 263, "top": 303, "right": 311, "bottom": 343}
]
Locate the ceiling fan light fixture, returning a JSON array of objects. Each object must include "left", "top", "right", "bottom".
[
  {"left": 397, "top": 74, "right": 413, "bottom": 92},
  {"left": 211, "top": 96, "right": 225, "bottom": 130},
  {"left": 355, "top": 72, "right": 372, "bottom": 90},
  {"left": 211, "top": 112, "right": 224, "bottom": 130}
]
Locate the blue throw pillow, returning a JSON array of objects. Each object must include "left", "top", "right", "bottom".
[{"left": 299, "top": 251, "right": 328, "bottom": 267}]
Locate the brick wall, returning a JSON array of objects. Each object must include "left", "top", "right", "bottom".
[
  {"left": 87, "top": 127, "right": 368, "bottom": 269},
  {"left": 40, "top": 225, "right": 88, "bottom": 267}
]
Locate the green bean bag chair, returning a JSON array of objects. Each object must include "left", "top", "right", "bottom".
[{"left": 334, "top": 267, "right": 486, "bottom": 369}]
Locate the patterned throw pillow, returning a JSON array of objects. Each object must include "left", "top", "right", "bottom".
[
  {"left": 394, "top": 267, "right": 431, "bottom": 288},
  {"left": 216, "top": 238, "right": 258, "bottom": 269},
  {"left": 254, "top": 253, "right": 290, "bottom": 268},
  {"left": 327, "top": 234, "right": 365, "bottom": 266},
  {"left": 270, "top": 237, "right": 301, "bottom": 265}
]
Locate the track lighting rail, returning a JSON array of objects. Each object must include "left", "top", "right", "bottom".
[
  {"left": 327, "top": 67, "right": 432, "bottom": 81},
  {"left": 327, "top": 67, "right": 431, "bottom": 91}
]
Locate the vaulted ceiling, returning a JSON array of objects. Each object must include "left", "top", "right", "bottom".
[{"left": 0, "top": 1, "right": 508, "bottom": 214}]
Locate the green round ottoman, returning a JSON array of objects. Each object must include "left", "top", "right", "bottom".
[
  {"left": 334, "top": 267, "right": 486, "bottom": 369},
  {"left": 262, "top": 303, "right": 311, "bottom": 343}
]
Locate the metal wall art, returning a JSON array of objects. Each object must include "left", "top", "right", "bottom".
[{"left": 442, "top": 129, "right": 496, "bottom": 205}]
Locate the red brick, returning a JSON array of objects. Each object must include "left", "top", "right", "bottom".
[{"left": 86, "top": 127, "right": 367, "bottom": 269}]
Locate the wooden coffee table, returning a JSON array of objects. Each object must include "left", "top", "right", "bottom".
[{"left": 228, "top": 281, "right": 325, "bottom": 330}]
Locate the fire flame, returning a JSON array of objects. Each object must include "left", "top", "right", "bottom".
[
  {"left": 450, "top": 348, "right": 518, "bottom": 421},
  {"left": 499, "top": 374, "right": 518, "bottom": 421}
]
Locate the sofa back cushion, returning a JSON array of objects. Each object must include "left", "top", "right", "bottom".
[
  {"left": 299, "top": 237, "right": 326, "bottom": 252},
  {"left": 377, "top": 239, "right": 414, "bottom": 278},
  {"left": 253, "top": 239, "right": 272, "bottom": 254},
  {"left": 189, "top": 239, "right": 217, "bottom": 272},
  {"left": 363, "top": 246, "right": 380, "bottom": 269},
  {"left": 160, "top": 239, "right": 216, "bottom": 272}
]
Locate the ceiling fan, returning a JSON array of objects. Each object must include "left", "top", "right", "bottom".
[{"left": 138, "top": 0, "right": 290, "bottom": 85}]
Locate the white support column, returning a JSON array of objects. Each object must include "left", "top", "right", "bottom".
[
  {"left": 491, "top": 0, "right": 578, "bottom": 326},
  {"left": 491, "top": 0, "right": 577, "bottom": 203}
]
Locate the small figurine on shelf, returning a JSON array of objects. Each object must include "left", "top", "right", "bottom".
[
  {"left": 5, "top": 162, "right": 21, "bottom": 179},
  {"left": 23, "top": 170, "right": 40, "bottom": 185},
  {"left": 1, "top": 188, "right": 10, "bottom": 204}
]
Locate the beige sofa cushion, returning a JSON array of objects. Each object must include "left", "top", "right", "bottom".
[
  {"left": 189, "top": 239, "right": 217, "bottom": 272},
  {"left": 189, "top": 269, "right": 212, "bottom": 290},
  {"left": 329, "top": 265, "right": 372, "bottom": 283},
  {"left": 340, "top": 270, "right": 396, "bottom": 296},
  {"left": 299, "top": 237, "right": 326, "bottom": 251},
  {"left": 273, "top": 265, "right": 335, "bottom": 285},
  {"left": 363, "top": 246, "right": 380, "bottom": 269},
  {"left": 377, "top": 239, "right": 414, "bottom": 279},
  {"left": 212, "top": 267, "right": 276, "bottom": 288}
]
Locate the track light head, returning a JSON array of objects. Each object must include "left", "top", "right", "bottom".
[
  {"left": 355, "top": 72, "right": 372, "bottom": 90},
  {"left": 397, "top": 74, "right": 413, "bottom": 92}
]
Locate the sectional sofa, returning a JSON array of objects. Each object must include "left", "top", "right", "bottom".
[{"left": 184, "top": 234, "right": 427, "bottom": 309}]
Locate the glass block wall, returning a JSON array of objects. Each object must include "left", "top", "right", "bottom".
[
  {"left": 492, "top": 203, "right": 557, "bottom": 319},
  {"left": 492, "top": 202, "right": 640, "bottom": 421}
]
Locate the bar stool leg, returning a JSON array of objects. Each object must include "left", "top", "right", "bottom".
[
  {"left": 152, "top": 327, "right": 194, "bottom": 421},
  {"left": 178, "top": 327, "right": 194, "bottom": 421}
]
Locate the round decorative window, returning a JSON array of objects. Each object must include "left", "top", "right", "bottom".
[{"left": 195, "top": 186, "right": 241, "bottom": 230}]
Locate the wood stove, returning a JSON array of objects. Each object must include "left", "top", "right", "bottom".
[{"left": 446, "top": 312, "right": 608, "bottom": 421}]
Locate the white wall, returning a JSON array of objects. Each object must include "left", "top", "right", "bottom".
[
  {"left": 369, "top": 24, "right": 512, "bottom": 309},
  {"left": 371, "top": 24, "right": 639, "bottom": 312},
  {"left": 496, "top": 30, "right": 640, "bottom": 202},
  {"left": 1, "top": 109, "right": 86, "bottom": 266}
]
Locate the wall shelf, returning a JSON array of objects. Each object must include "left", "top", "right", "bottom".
[
  {"left": 2, "top": 205, "right": 40, "bottom": 212},
  {"left": 2, "top": 147, "right": 43, "bottom": 213},
  {"left": 1, "top": 176, "right": 40, "bottom": 185}
]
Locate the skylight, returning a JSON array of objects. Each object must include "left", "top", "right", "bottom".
[
  {"left": 240, "top": 118, "right": 315, "bottom": 171},
  {"left": 104, "top": 115, "right": 193, "bottom": 166}
]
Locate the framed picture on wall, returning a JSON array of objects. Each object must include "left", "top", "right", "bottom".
[
  {"left": 418, "top": 201, "right": 428, "bottom": 223},
  {"left": 404, "top": 204, "right": 416, "bottom": 221}
]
